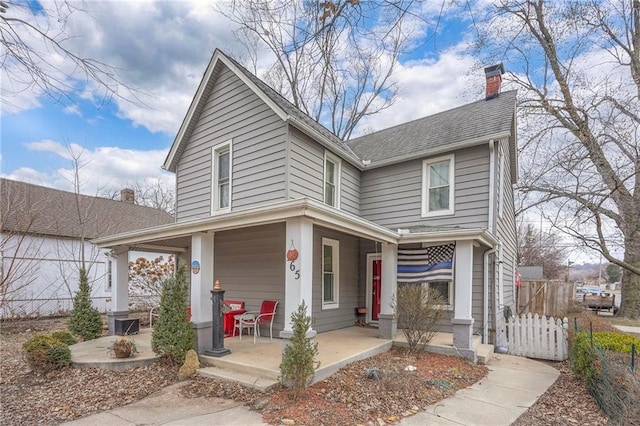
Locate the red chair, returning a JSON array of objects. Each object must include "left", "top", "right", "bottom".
[{"left": 242, "top": 300, "right": 278, "bottom": 344}]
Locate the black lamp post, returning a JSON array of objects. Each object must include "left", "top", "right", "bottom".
[{"left": 204, "top": 280, "right": 230, "bottom": 357}]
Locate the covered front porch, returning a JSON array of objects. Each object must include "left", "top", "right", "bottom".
[
  {"left": 94, "top": 198, "right": 498, "bottom": 363},
  {"left": 69, "top": 326, "right": 493, "bottom": 391}
]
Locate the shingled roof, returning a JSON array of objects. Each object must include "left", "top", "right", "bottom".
[
  {"left": 0, "top": 179, "right": 175, "bottom": 239},
  {"left": 346, "top": 90, "right": 518, "bottom": 166}
]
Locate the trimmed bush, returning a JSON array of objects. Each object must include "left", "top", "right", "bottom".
[
  {"left": 280, "top": 301, "right": 319, "bottom": 400},
  {"left": 151, "top": 265, "right": 196, "bottom": 364},
  {"left": 50, "top": 331, "right": 78, "bottom": 346},
  {"left": 589, "top": 331, "right": 640, "bottom": 353},
  {"left": 69, "top": 268, "right": 103, "bottom": 340},
  {"left": 570, "top": 332, "right": 600, "bottom": 385},
  {"left": 23, "top": 333, "right": 72, "bottom": 373}
]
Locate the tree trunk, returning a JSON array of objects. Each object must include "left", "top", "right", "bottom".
[{"left": 619, "top": 243, "right": 640, "bottom": 319}]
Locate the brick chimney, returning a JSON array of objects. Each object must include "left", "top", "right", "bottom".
[
  {"left": 484, "top": 63, "right": 505, "bottom": 100},
  {"left": 120, "top": 188, "right": 135, "bottom": 203}
]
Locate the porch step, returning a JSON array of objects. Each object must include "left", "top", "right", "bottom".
[
  {"left": 197, "top": 366, "right": 279, "bottom": 392},
  {"left": 476, "top": 343, "right": 494, "bottom": 365}
]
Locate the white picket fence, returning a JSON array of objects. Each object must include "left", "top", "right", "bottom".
[{"left": 506, "top": 313, "right": 569, "bottom": 361}]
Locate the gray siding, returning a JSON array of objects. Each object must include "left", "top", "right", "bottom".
[
  {"left": 175, "top": 66, "right": 288, "bottom": 221},
  {"left": 472, "top": 247, "right": 486, "bottom": 336},
  {"left": 360, "top": 145, "right": 490, "bottom": 229},
  {"left": 213, "top": 223, "right": 286, "bottom": 334},
  {"left": 287, "top": 127, "right": 360, "bottom": 215},
  {"left": 341, "top": 161, "right": 360, "bottom": 215},
  {"left": 312, "top": 226, "right": 360, "bottom": 332},
  {"left": 288, "top": 128, "right": 324, "bottom": 202},
  {"left": 493, "top": 139, "right": 518, "bottom": 347}
]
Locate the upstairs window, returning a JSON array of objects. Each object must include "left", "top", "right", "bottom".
[
  {"left": 422, "top": 154, "right": 455, "bottom": 217},
  {"left": 324, "top": 151, "right": 341, "bottom": 208},
  {"left": 322, "top": 237, "right": 339, "bottom": 308},
  {"left": 212, "top": 141, "right": 232, "bottom": 214}
]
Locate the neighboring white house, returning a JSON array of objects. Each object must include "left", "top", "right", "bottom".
[
  {"left": 0, "top": 179, "right": 175, "bottom": 318},
  {"left": 94, "top": 50, "right": 519, "bottom": 362}
]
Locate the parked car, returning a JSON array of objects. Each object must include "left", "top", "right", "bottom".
[{"left": 576, "top": 286, "right": 603, "bottom": 296}]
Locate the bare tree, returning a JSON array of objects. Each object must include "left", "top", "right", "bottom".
[
  {"left": 517, "top": 222, "right": 566, "bottom": 280},
  {"left": 0, "top": 1, "right": 138, "bottom": 110},
  {"left": 217, "top": 0, "right": 423, "bottom": 139},
  {"left": 474, "top": 0, "right": 640, "bottom": 317},
  {"left": 0, "top": 179, "right": 44, "bottom": 316},
  {"left": 101, "top": 180, "right": 175, "bottom": 216}
]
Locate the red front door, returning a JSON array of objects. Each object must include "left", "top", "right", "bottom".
[{"left": 372, "top": 259, "right": 381, "bottom": 321}]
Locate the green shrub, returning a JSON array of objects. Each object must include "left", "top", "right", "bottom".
[
  {"left": 280, "top": 301, "right": 319, "bottom": 400},
  {"left": 23, "top": 334, "right": 72, "bottom": 373},
  {"left": 151, "top": 265, "right": 196, "bottom": 364},
  {"left": 50, "top": 331, "right": 78, "bottom": 346},
  {"left": 69, "top": 268, "right": 103, "bottom": 340},
  {"left": 590, "top": 331, "right": 640, "bottom": 353},
  {"left": 570, "top": 332, "right": 600, "bottom": 385}
]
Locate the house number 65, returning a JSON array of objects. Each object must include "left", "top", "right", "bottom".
[{"left": 289, "top": 261, "right": 300, "bottom": 280}]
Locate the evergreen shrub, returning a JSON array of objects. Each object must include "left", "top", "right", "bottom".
[
  {"left": 68, "top": 268, "right": 103, "bottom": 340},
  {"left": 151, "top": 265, "right": 196, "bottom": 364},
  {"left": 23, "top": 333, "right": 71, "bottom": 373}
]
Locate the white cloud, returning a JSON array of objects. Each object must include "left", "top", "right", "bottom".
[
  {"left": 354, "top": 48, "right": 485, "bottom": 136},
  {"left": 4, "top": 141, "right": 175, "bottom": 198}
]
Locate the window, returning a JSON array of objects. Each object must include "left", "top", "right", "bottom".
[
  {"left": 422, "top": 154, "right": 454, "bottom": 217},
  {"left": 212, "top": 141, "right": 232, "bottom": 213},
  {"left": 322, "top": 238, "right": 339, "bottom": 308},
  {"left": 324, "top": 151, "right": 341, "bottom": 208}
]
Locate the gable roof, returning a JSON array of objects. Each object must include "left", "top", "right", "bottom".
[
  {"left": 163, "top": 48, "right": 517, "bottom": 177},
  {"left": 346, "top": 90, "right": 518, "bottom": 168},
  {"left": 0, "top": 179, "right": 175, "bottom": 240},
  {"left": 163, "top": 49, "right": 360, "bottom": 172}
]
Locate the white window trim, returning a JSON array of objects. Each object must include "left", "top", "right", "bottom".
[
  {"left": 106, "top": 259, "right": 112, "bottom": 292},
  {"left": 322, "top": 237, "right": 339, "bottom": 309},
  {"left": 421, "top": 154, "right": 455, "bottom": 217},
  {"left": 323, "top": 151, "right": 341, "bottom": 209},
  {"left": 211, "top": 140, "right": 232, "bottom": 215}
]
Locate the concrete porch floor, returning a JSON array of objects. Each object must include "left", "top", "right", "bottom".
[{"left": 69, "top": 326, "right": 492, "bottom": 391}]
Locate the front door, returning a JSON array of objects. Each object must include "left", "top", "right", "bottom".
[{"left": 367, "top": 254, "right": 382, "bottom": 322}]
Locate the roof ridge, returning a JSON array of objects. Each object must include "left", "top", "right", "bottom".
[{"left": 348, "top": 90, "right": 518, "bottom": 143}]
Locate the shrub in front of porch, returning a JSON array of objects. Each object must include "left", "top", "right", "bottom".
[
  {"left": 280, "top": 301, "right": 319, "bottom": 400},
  {"left": 68, "top": 268, "right": 103, "bottom": 341},
  {"left": 151, "top": 265, "right": 196, "bottom": 364},
  {"left": 392, "top": 283, "right": 445, "bottom": 352}
]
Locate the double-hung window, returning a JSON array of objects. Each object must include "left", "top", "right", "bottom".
[
  {"left": 322, "top": 237, "right": 339, "bottom": 309},
  {"left": 324, "top": 151, "right": 341, "bottom": 208},
  {"left": 422, "top": 154, "right": 455, "bottom": 217},
  {"left": 212, "top": 141, "right": 232, "bottom": 214},
  {"left": 427, "top": 281, "right": 453, "bottom": 308}
]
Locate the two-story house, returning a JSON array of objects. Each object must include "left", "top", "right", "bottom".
[{"left": 94, "top": 50, "right": 517, "bottom": 361}]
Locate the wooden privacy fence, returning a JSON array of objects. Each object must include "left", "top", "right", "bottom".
[
  {"left": 506, "top": 313, "right": 569, "bottom": 361},
  {"left": 517, "top": 280, "right": 575, "bottom": 317}
]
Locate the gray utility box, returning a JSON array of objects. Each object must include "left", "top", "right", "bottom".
[{"left": 114, "top": 318, "right": 140, "bottom": 335}]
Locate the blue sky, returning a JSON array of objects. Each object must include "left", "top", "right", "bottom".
[{"left": 1, "top": 0, "right": 486, "bottom": 195}]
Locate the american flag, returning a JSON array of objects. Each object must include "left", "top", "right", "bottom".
[{"left": 397, "top": 244, "right": 455, "bottom": 283}]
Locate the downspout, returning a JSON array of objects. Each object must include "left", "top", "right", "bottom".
[
  {"left": 483, "top": 139, "right": 497, "bottom": 343},
  {"left": 488, "top": 139, "right": 496, "bottom": 234},
  {"left": 483, "top": 245, "right": 498, "bottom": 343}
]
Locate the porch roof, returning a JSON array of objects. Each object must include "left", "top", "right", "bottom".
[{"left": 92, "top": 198, "right": 498, "bottom": 251}]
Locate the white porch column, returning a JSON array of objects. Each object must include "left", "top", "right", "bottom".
[
  {"left": 190, "top": 232, "right": 214, "bottom": 352},
  {"left": 452, "top": 240, "right": 476, "bottom": 360},
  {"left": 107, "top": 249, "right": 129, "bottom": 334},
  {"left": 281, "top": 218, "right": 314, "bottom": 336},
  {"left": 378, "top": 242, "right": 397, "bottom": 339}
]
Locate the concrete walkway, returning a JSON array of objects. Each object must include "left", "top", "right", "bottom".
[{"left": 63, "top": 353, "right": 558, "bottom": 426}]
